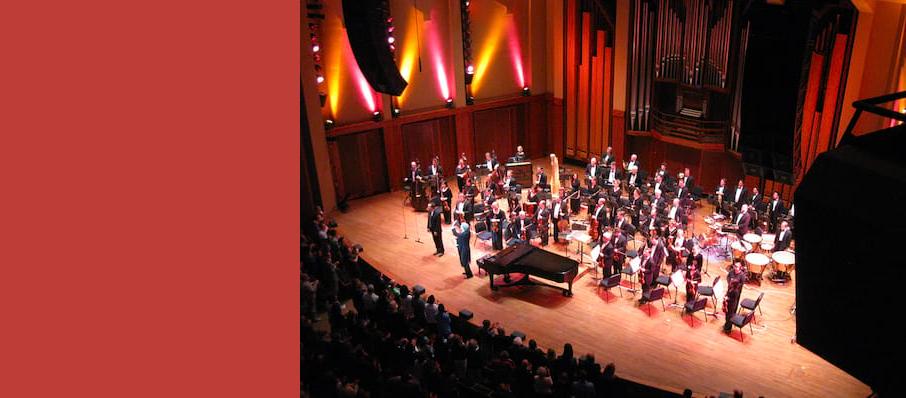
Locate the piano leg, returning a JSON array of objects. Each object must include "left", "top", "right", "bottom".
[
  {"left": 565, "top": 282, "right": 573, "bottom": 296},
  {"left": 489, "top": 272, "right": 498, "bottom": 290}
]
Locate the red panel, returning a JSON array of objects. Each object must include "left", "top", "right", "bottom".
[
  {"left": 813, "top": 34, "right": 848, "bottom": 172},
  {"left": 798, "top": 53, "right": 824, "bottom": 183}
]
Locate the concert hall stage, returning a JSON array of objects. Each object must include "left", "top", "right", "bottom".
[{"left": 332, "top": 166, "right": 868, "bottom": 397}]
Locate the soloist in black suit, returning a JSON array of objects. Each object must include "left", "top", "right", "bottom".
[{"left": 428, "top": 207, "right": 444, "bottom": 255}]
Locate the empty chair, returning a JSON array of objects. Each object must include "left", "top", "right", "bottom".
[
  {"left": 598, "top": 273, "right": 623, "bottom": 300},
  {"left": 697, "top": 275, "right": 721, "bottom": 311},
  {"left": 642, "top": 287, "right": 666, "bottom": 316},
  {"left": 621, "top": 263, "right": 639, "bottom": 294},
  {"left": 683, "top": 297, "right": 709, "bottom": 325},
  {"left": 729, "top": 311, "right": 757, "bottom": 341},
  {"left": 740, "top": 292, "right": 765, "bottom": 323},
  {"left": 655, "top": 274, "right": 671, "bottom": 297}
]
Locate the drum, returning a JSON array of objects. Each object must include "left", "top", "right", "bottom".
[
  {"left": 745, "top": 253, "right": 770, "bottom": 279},
  {"left": 743, "top": 233, "right": 762, "bottom": 246},
  {"left": 523, "top": 202, "right": 537, "bottom": 216},
  {"left": 772, "top": 251, "right": 796, "bottom": 274},
  {"left": 760, "top": 242, "right": 774, "bottom": 252},
  {"left": 731, "top": 240, "right": 752, "bottom": 259}
]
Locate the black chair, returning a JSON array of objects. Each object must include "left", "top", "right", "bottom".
[
  {"left": 642, "top": 287, "right": 666, "bottom": 316},
  {"left": 621, "top": 264, "right": 639, "bottom": 294},
  {"left": 655, "top": 274, "right": 671, "bottom": 297},
  {"left": 697, "top": 275, "right": 721, "bottom": 312},
  {"left": 740, "top": 292, "right": 765, "bottom": 323},
  {"left": 683, "top": 297, "right": 709, "bottom": 325},
  {"left": 598, "top": 273, "right": 623, "bottom": 300},
  {"left": 729, "top": 311, "right": 756, "bottom": 341}
]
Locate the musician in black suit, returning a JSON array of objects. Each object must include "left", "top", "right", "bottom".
[
  {"left": 608, "top": 179, "right": 622, "bottom": 203},
  {"left": 404, "top": 161, "right": 423, "bottom": 198},
  {"left": 428, "top": 157, "right": 443, "bottom": 179},
  {"left": 454, "top": 158, "right": 470, "bottom": 192},
  {"left": 625, "top": 153, "right": 639, "bottom": 172},
  {"left": 602, "top": 146, "right": 615, "bottom": 166},
  {"left": 685, "top": 245, "right": 703, "bottom": 303},
  {"left": 569, "top": 173, "right": 582, "bottom": 215},
  {"left": 626, "top": 165, "right": 642, "bottom": 192},
  {"left": 427, "top": 203, "right": 444, "bottom": 256},
  {"left": 550, "top": 198, "right": 566, "bottom": 244},
  {"left": 514, "top": 211, "right": 533, "bottom": 243},
  {"left": 723, "top": 261, "right": 747, "bottom": 334},
  {"left": 505, "top": 212, "right": 523, "bottom": 246},
  {"left": 681, "top": 168, "right": 694, "bottom": 190},
  {"left": 585, "top": 178, "right": 603, "bottom": 202},
  {"left": 586, "top": 157, "right": 602, "bottom": 186},
  {"left": 462, "top": 178, "right": 478, "bottom": 203},
  {"left": 534, "top": 201, "right": 551, "bottom": 246},
  {"left": 603, "top": 162, "right": 621, "bottom": 186},
  {"left": 512, "top": 145, "right": 527, "bottom": 161},
  {"left": 638, "top": 248, "right": 657, "bottom": 303},
  {"left": 713, "top": 178, "right": 729, "bottom": 213},
  {"left": 591, "top": 198, "right": 609, "bottom": 237},
  {"left": 613, "top": 210, "right": 630, "bottom": 231},
  {"left": 640, "top": 208, "right": 661, "bottom": 238},
  {"left": 666, "top": 198, "right": 685, "bottom": 226},
  {"left": 749, "top": 187, "right": 764, "bottom": 212},
  {"left": 652, "top": 175, "right": 668, "bottom": 198},
  {"left": 767, "top": 192, "right": 786, "bottom": 232},
  {"left": 453, "top": 193, "right": 473, "bottom": 222},
  {"left": 611, "top": 228, "right": 627, "bottom": 275},
  {"left": 674, "top": 182, "right": 691, "bottom": 209},
  {"left": 655, "top": 163, "right": 669, "bottom": 184},
  {"left": 483, "top": 152, "right": 498, "bottom": 172},
  {"left": 598, "top": 234, "right": 616, "bottom": 277},
  {"left": 439, "top": 181, "right": 454, "bottom": 224},
  {"left": 535, "top": 167, "right": 548, "bottom": 188},
  {"left": 732, "top": 180, "right": 747, "bottom": 208},
  {"left": 629, "top": 189, "right": 644, "bottom": 222},
  {"left": 686, "top": 244, "right": 703, "bottom": 273},
  {"left": 774, "top": 221, "right": 792, "bottom": 252},
  {"left": 650, "top": 190, "right": 666, "bottom": 213},
  {"left": 487, "top": 202, "right": 506, "bottom": 250},
  {"left": 734, "top": 204, "right": 751, "bottom": 236}
]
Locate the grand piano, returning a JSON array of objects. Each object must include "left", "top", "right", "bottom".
[{"left": 477, "top": 243, "right": 579, "bottom": 296}]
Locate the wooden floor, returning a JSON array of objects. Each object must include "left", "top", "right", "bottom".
[{"left": 331, "top": 160, "right": 869, "bottom": 397}]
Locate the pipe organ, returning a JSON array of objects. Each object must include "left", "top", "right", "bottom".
[{"left": 627, "top": 0, "right": 742, "bottom": 146}]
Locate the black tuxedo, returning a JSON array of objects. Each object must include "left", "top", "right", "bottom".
[
  {"left": 665, "top": 205, "right": 685, "bottom": 225},
  {"left": 454, "top": 200, "right": 473, "bottom": 221},
  {"left": 640, "top": 256, "right": 658, "bottom": 296},
  {"left": 551, "top": 201, "right": 566, "bottom": 243},
  {"left": 768, "top": 199, "right": 786, "bottom": 231},
  {"left": 626, "top": 172, "right": 642, "bottom": 188},
  {"left": 749, "top": 193, "right": 764, "bottom": 211},
  {"left": 586, "top": 164, "right": 601, "bottom": 184},
  {"left": 483, "top": 159, "right": 499, "bottom": 172},
  {"left": 602, "top": 154, "right": 614, "bottom": 166},
  {"left": 487, "top": 209, "right": 506, "bottom": 250},
  {"left": 732, "top": 187, "right": 748, "bottom": 206},
  {"left": 723, "top": 267, "right": 747, "bottom": 332},
  {"left": 535, "top": 208, "right": 551, "bottom": 245},
  {"left": 682, "top": 176, "right": 694, "bottom": 190},
  {"left": 454, "top": 165, "right": 469, "bottom": 191},
  {"left": 735, "top": 212, "right": 751, "bottom": 236},
  {"left": 603, "top": 168, "right": 621, "bottom": 185},
  {"left": 775, "top": 229, "right": 792, "bottom": 252},
  {"left": 440, "top": 188, "right": 453, "bottom": 224},
  {"left": 536, "top": 172, "right": 548, "bottom": 187},
  {"left": 592, "top": 205, "right": 609, "bottom": 236},
  {"left": 428, "top": 207, "right": 444, "bottom": 254},
  {"left": 428, "top": 164, "right": 443, "bottom": 177},
  {"left": 599, "top": 242, "right": 616, "bottom": 277}
]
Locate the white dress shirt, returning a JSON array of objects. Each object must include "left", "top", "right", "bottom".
[{"left": 735, "top": 188, "right": 743, "bottom": 202}]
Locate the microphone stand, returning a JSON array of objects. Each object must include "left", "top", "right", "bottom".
[{"left": 402, "top": 190, "right": 409, "bottom": 240}]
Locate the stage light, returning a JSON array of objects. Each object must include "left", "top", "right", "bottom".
[
  {"left": 387, "top": 26, "right": 394, "bottom": 33},
  {"left": 465, "top": 0, "right": 470, "bottom": 6},
  {"left": 372, "top": 111, "right": 383, "bottom": 121},
  {"left": 387, "top": 37, "right": 395, "bottom": 44},
  {"left": 316, "top": 75, "right": 324, "bottom": 84},
  {"left": 324, "top": 119, "right": 334, "bottom": 130},
  {"left": 522, "top": 86, "right": 530, "bottom": 96},
  {"left": 466, "top": 96, "right": 474, "bottom": 105},
  {"left": 466, "top": 65, "right": 474, "bottom": 74},
  {"left": 445, "top": 97, "right": 454, "bottom": 108},
  {"left": 312, "top": 44, "right": 320, "bottom": 53},
  {"left": 392, "top": 108, "right": 401, "bottom": 116}
]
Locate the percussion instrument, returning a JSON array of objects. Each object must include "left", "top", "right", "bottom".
[
  {"left": 745, "top": 252, "right": 770, "bottom": 281},
  {"left": 731, "top": 240, "right": 752, "bottom": 259},
  {"left": 760, "top": 243, "right": 774, "bottom": 252},
  {"left": 772, "top": 251, "right": 796, "bottom": 274},
  {"left": 743, "top": 233, "right": 762, "bottom": 246}
]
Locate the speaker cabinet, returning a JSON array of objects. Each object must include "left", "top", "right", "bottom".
[{"left": 342, "top": 0, "right": 408, "bottom": 96}]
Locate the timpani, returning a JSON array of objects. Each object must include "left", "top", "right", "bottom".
[
  {"left": 745, "top": 252, "right": 770, "bottom": 284},
  {"left": 771, "top": 250, "right": 796, "bottom": 283},
  {"left": 731, "top": 240, "right": 752, "bottom": 260},
  {"left": 743, "top": 233, "right": 762, "bottom": 246}
]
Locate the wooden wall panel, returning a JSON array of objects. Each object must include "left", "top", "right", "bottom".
[
  {"left": 814, "top": 34, "right": 848, "bottom": 171},
  {"left": 612, "top": 110, "right": 625, "bottom": 162},
  {"left": 549, "top": 97, "right": 565, "bottom": 158},
  {"left": 473, "top": 106, "right": 517, "bottom": 161},
  {"left": 527, "top": 99, "right": 549, "bottom": 158},
  {"left": 603, "top": 46, "right": 613, "bottom": 153},
  {"left": 401, "top": 117, "right": 457, "bottom": 175},
  {"left": 798, "top": 53, "right": 824, "bottom": 184},
  {"left": 328, "top": 128, "right": 390, "bottom": 200}
]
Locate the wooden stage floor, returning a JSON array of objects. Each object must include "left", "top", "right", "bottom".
[{"left": 331, "top": 163, "right": 869, "bottom": 397}]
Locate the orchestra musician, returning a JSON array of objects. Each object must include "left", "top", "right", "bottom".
[
  {"left": 668, "top": 229, "right": 693, "bottom": 273},
  {"left": 427, "top": 202, "right": 445, "bottom": 256},
  {"left": 550, "top": 197, "right": 566, "bottom": 244},
  {"left": 586, "top": 178, "right": 602, "bottom": 203},
  {"left": 666, "top": 198, "right": 685, "bottom": 226},
  {"left": 640, "top": 207, "right": 661, "bottom": 238},
  {"left": 613, "top": 210, "right": 630, "bottom": 232},
  {"left": 734, "top": 204, "right": 751, "bottom": 236},
  {"left": 656, "top": 163, "right": 669, "bottom": 183},
  {"left": 597, "top": 233, "right": 615, "bottom": 277},
  {"left": 502, "top": 169, "right": 516, "bottom": 191},
  {"left": 487, "top": 202, "right": 506, "bottom": 250},
  {"left": 652, "top": 175, "right": 668, "bottom": 197},
  {"left": 439, "top": 181, "right": 453, "bottom": 224},
  {"left": 629, "top": 189, "right": 644, "bottom": 225},
  {"left": 732, "top": 180, "right": 748, "bottom": 213},
  {"left": 749, "top": 187, "right": 764, "bottom": 212},
  {"left": 684, "top": 246, "right": 703, "bottom": 303},
  {"left": 591, "top": 198, "right": 609, "bottom": 238},
  {"left": 536, "top": 167, "right": 548, "bottom": 188},
  {"left": 455, "top": 158, "right": 470, "bottom": 192},
  {"left": 512, "top": 145, "right": 527, "bottom": 162},
  {"left": 650, "top": 189, "right": 666, "bottom": 213},
  {"left": 714, "top": 178, "right": 728, "bottom": 212},
  {"left": 626, "top": 165, "right": 642, "bottom": 192},
  {"left": 569, "top": 173, "right": 582, "bottom": 215},
  {"left": 608, "top": 179, "right": 622, "bottom": 203},
  {"left": 768, "top": 192, "right": 786, "bottom": 232},
  {"left": 638, "top": 248, "right": 657, "bottom": 304},
  {"left": 404, "top": 160, "right": 423, "bottom": 195},
  {"left": 681, "top": 167, "right": 694, "bottom": 191},
  {"left": 586, "top": 157, "right": 601, "bottom": 187},
  {"left": 428, "top": 156, "right": 443, "bottom": 180},
  {"left": 505, "top": 211, "right": 523, "bottom": 246},
  {"left": 674, "top": 176, "right": 691, "bottom": 209},
  {"left": 774, "top": 221, "right": 792, "bottom": 252},
  {"left": 604, "top": 161, "right": 621, "bottom": 186},
  {"left": 527, "top": 184, "right": 540, "bottom": 204},
  {"left": 611, "top": 228, "right": 627, "bottom": 275},
  {"left": 535, "top": 200, "right": 551, "bottom": 246},
  {"left": 625, "top": 153, "right": 639, "bottom": 171},
  {"left": 462, "top": 177, "right": 478, "bottom": 203},
  {"left": 515, "top": 210, "right": 533, "bottom": 243},
  {"left": 723, "top": 260, "right": 747, "bottom": 334},
  {"left": 602, "top": 146, "right": 615, "bottom": 166},
  {"left": 483, "top": 152, "right": 498, "bottom": 172},
  {"left": 453, "top": 193, "right": 473, "bottom": 222}
]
